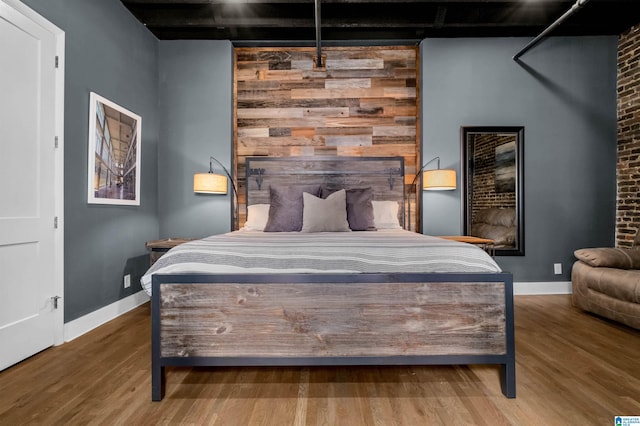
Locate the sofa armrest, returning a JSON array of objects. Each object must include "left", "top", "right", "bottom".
[{"left": 574, "top": 247, "right": 640, "bottom": 269}]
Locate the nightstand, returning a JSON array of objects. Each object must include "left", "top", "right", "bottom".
[
  {"left": 438, "top": 235, "right": 495, "bottom": 256},
  {"left": 145, "top": 238, "right": 195, "bottom": 266}
]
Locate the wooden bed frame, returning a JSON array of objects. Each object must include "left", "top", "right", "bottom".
[{"left": 150, "top": 157, "right": 516, "bottom": 401}]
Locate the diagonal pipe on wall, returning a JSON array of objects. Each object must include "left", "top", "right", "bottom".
[{"left": 513, "top": 0, "right": 590, "bottom": 60}]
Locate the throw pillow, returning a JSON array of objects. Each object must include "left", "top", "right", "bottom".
[
  {"left": 320, "top": 186, "right": 377, "bottom": 231},
  {"left": 243, "top": 204, "right": 270, "bottom": 231},
  {"left": 371, "top": 200, "right": 402, "bottom": 229},
  {"left": 264, "top": 184, "right": 321, "bottom": 232},
  {"left": 301, "top": 189, "right": 350, "bottom": 233}
]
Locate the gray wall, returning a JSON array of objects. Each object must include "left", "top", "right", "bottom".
[
  {"left": 158, "top": 41, "right": 234, "bottom": 238},
  {"left": 22, "top": 0, "right": 160, "bottom": 321},
  {"left": 421, "top": 37, "right": 618, "bottom": 282}
]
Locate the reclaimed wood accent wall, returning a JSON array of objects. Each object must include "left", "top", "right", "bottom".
[{"left": 234, "top": 46, "right": 419, "bottom": 229}]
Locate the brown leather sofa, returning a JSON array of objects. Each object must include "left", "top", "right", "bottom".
[
  {"left": 471, "top": 208, "right": 516, "bottom": 248},
  {"left": 572, "top": 244, "right": 640, "bottom": 330}
]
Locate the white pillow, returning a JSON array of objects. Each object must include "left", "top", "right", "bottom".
[
  {"left": 372, "top": 200, "right": 402, "bottom": 229},
  {"left": 301, "top": 190, "right": 351, "bottom": 233},
  {"left": 243, "top": 204, "right": 271, "bottom": 231}
]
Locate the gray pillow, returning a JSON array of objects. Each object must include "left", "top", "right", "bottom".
[
  {"left": 264, "top": 184, "right": 321, "bottom": 232},
  {"left": 321, "top": 186, "right": 376, "bottom": 231},
  {"left": 301, "top": 189, "right": 351, "bottom": 233}
]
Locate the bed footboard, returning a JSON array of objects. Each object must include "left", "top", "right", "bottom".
[{"left": 151, "top": 272, "right": 515, "bottom": 400}]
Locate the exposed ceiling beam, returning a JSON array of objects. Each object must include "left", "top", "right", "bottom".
[{"left": 120, "top": 0, "right": 640, "bottom": 41}]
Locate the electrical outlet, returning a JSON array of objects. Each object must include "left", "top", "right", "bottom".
[
  {"left": 553, "top": 263, "right": 562, "bottom": 275},
  {"left": 124, "top": 274, "right": 131, "bottom": 289}
]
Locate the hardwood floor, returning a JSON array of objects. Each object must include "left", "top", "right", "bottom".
[{"left": 0, "top": 295, "right": 638, "bottom": 425}]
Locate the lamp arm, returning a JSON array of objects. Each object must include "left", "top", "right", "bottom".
[
  {"left": 210, "top": 156, "right": 239, "bottom": 230},
  {"left": 407, "top": 156, "right": 440, "bottom": 232},
  {"left": 409, "top": 156, "right": 440, "bottom": 190},
  {"left": 209, "top": 156, "right": 238, "bottom": 200}
]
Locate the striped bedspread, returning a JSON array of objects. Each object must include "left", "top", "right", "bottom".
[{"left": 140, "top": 229, "right": 501, "bottom": 295}]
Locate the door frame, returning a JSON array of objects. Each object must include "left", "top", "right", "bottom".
[{"left": 2, "top": 0, "right": 65, "bottom": 345}]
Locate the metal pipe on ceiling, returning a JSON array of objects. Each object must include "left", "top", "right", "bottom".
[
  {"left": 315, "top": 0, "right": 323, "bottom": 68},
  {"left": 513, "top": 0, "right": 590, "bottom": 61}
]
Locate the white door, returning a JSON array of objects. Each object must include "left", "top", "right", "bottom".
[{"left": 0, "top": 1, "right": 60, "bottom": 370}]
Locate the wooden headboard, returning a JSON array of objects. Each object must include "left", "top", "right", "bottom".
[{"left": 245, "top": 156, "right": 405, "bottom": 227}]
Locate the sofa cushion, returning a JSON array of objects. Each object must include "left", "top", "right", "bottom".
[
  {"left": 572, "top": 261, "right": 640, "bottom": 330},
  {"left": 574, "top": 247, "right": 640, "bottom": 269},
  {"left": 573, "top": 261, "right": 640, "bottom": 304},
  {"left": 475, "top": 208, "right": 515, "bottom": 227},
  {"left": 471, "top": 208, "right": 516, "bottom": 247},
  {"left": 471, "top": 223, "right": 515, "bottom": 247}
]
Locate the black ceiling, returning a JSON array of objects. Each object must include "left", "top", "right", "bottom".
[{"left": 121, "top": 0, "right": 639, "bottom": 43}]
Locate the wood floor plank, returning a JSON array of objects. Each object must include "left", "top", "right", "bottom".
[{"left": 0, "top": 296, "right": 639, "bottom": 425}]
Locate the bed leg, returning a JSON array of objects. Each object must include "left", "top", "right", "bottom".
[
  {"left": 152, "top": 364, "right": 165, "bottom": 401},
  {"left": 500, "top": 361, "right": 516, "bottom": 398}
]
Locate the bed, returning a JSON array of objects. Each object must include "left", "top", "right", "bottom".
[{"left": 143, "top": 156, "right": 515, "bottom": 401}]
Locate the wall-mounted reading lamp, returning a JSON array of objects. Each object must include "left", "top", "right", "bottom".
[
  {"left": 194, "top": 156, "right": 239, "bottom": 230},
  {"left": 407, "top": 156, "right": 456, "bottom": 231}
]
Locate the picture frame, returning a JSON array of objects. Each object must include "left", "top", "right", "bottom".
[
  {"left": 494, "top": 140, "right": 516, "bottom": 193},
  {"left": 87, "top": 92, "right": 141, "bottom": 205}
]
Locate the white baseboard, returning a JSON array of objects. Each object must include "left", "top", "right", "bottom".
[
  {"left": 514, "top": 281, "right": 572, "bottom": 295},
  {"left": 63, "top": 290, "right": 150, "bottom": 342}
]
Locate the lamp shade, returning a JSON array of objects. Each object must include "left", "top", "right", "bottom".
[
  {"left": 193, "top": 173, "right": 228, "bottom": 194},
  {"left": 423, "top": 169, "right": 456, "bottom": 190}
]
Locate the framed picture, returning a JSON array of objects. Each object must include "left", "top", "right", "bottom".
[
  {"left": 494, "top": 140, "right": 516, "bottom": 193},
  {"left": 87, "top": 92, "right": 141, "bottom": 205}
]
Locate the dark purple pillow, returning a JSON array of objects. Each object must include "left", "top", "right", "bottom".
[
  {"left": 264, "top": 184, "right": 321, "bottom": 232},
  {"left": 321, "top": 186, "right": 377, "bottom": 231}
]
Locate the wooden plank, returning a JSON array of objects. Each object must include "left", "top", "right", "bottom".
[
  {"left": 325, "top": 78, "right": 371, "bottom": 89},
  {"left": 322, "top": 69, "right": 396, "bottom": 79},
  {"left": 315, "top": 127, "right": 373, "bottom": 136},
  {"left": 325, "top": 135, "right": 372, "bottom": 147},
  {"left": 239, "top": 136, "right": 325, "bottom": 147},
  {"left": 279, "top": 79, "right": 326, "bottom": 90},
  {"left": 237, "top": 80, "right": 281, "bottom": 90},
  {"left": 291, "top": 128, "right": 316, "bottom": 137},
  {"left": 237, "top": 90, "right": 291, "bottom": 101},
  {"left": 324, "top": 117, "right": 397, "bottom": 127},
  {"left": 326, "top": 59, "right": 384, "bottom": 70},
  {"left": 261, "top": 70, "right": 305, "bottom": 81},
  {"left": 238, "top": 98, "right": 360, "bottom": 109},
  {"left": 291, "top": 59, "right": 313, "bottom": 70},
  {"left": 384, "top": 105, "right": 417, "bottom": 116},
  {"left": 237, "top": 128, "right": 269, "bottom": 138},
  {"left": 336, "top": 144, "right": 416, "bottom": 157},
  {"left": 237, "top": 108, "right": 304, "bottom": 119},
  {"left": 159, "top": 281, "right": 506, "bottom": 358},
  {"left": 371, "top": 78, "right": 408, "bottom": 88},
  {"left": 291, "top": 88, "right": 386, "bottom": 100},
  {"left": 373, "top": 126, "right": 416, "bottom": 137},
  {"left": 383, "top": 87, "right": 417, "bottom": 98},
  {"left": 373, "top": 135, "right": 417, "bottom": 145},
  {"left": 238, "top": 117, "right": 326, "bottom": 128},
  {"left": 303, "top": 107, "right": 350, "bottom": 117},
  {"left": 348, "top": 106, "right": 385, "bottom": 117},
  {"left": 395, "top": 116, "right": 417, "bottom": 126}
]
